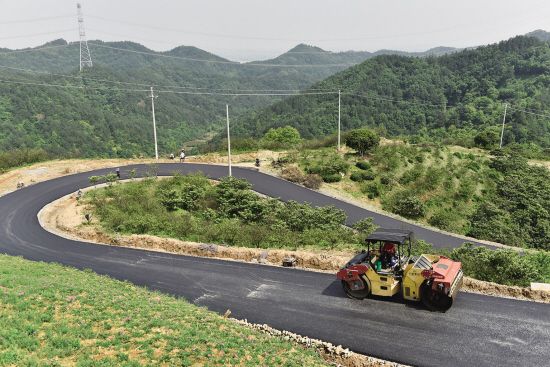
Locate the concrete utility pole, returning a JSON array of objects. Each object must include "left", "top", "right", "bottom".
[
  {"left": 226, "top": 104, "right": 232, "bottom": 176},
  {"left": 337, "top": 89, "right": 341, "bottom": 151},
  {"left": 150, "top": 87, "right": 158, "bottom": 160},
  {"left": 500, "top": 103, "right": 508, "bottom": 149}
]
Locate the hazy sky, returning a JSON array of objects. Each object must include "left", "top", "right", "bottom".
[{"left": 1, "top": 0, "right": 549, "bottom": 61}]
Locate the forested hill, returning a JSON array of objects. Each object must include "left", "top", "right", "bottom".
[
  {"left": 0, "top": 38, "right": 464, "bottom": 158},
  {"left": 0, "top": 40, "right": 370, "bottom": 157},
  {"left": 230, "top": 36, "right": 550, "bottom": 150}
]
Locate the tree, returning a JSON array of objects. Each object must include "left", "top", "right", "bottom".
[
  {"left": 261, "top": 126, "right": 301, "bottom": 148},
  {"left": 474, "top": 128, "right": 500, "bottom": 149},
  {"left": 345, "top": 128, "right": 380, "bottom": 156}
]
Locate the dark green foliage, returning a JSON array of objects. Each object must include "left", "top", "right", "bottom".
[
  {"left": 385, "top": 190, "right": 426, "bottom": 219},
  {"left": 474, "top": 127, "right": 501, "bottom": 149},
  {"left": 0, "top": 41, "right": 370, "bottom": 159},
  {"left": 345, "top": 128, "right": 380, "bottom": 155},
  {"left": 350, "top": 170, "right": 375, "bottom": 182},
  {"left": 355, "top": 161, "right": 371, "bottom": 170},
  {"left": 468, "top": 156, "right": 550, "bottom": 249},
  {"left": 305, "top": 153, "right": 349, "bottom": 182},
  {"left": 0, "top": 148, "right": 49, "bottom": 172},
  {"left": 232, "top": 36, "right": 550, "bottom": 151},
  {"left": 451, "top": 244, "right": 544, "bottom": 286},
  {"left": 87, "top": 174, "right": 358, "bottom": 250}
]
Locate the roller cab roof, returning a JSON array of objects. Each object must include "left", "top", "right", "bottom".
[{"left": 365, "top": 228, "right": 413, "bottom": 245}]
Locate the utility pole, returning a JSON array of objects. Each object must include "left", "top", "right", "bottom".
[
  {"left": 499, "top": 103, "right": 508, "bottom": 149},
  {"left": 337, "top": 89, "right": 341, "bottom": 151},
  {"left": 76, "top": 3, "right": 93, "bottom": 71},
  {"left": 150, "top": 87, "right": 158, "bottom": 160},
  {"left": 226, "top": 104, "right": 232, "bottom": 177}
]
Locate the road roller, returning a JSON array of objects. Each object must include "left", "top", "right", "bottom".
[{"left": 336, "top": 228, "right": 463, "bottom": 312}]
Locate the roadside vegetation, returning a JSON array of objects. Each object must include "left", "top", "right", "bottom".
[
  {"left": 85, "top": 173, "right": 550, "bottom": 287},
  {"left": 0, "top": 148, "right": 49, "bottom": 173},
  {"left": 242, "top": 126, "right": 549, "bottom": 251},
  {"left": 0, "top": 254, "right": 328, "bottom": 366}
]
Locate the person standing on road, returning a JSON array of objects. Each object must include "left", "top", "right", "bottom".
[{"left": 179, "top": 149, "right": 186, "bottom": 163}]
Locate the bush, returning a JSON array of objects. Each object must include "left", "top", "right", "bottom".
[
  {"left": 355, "top": 161, "right": 371, "bottom": 170},
  {"left": 345, "top": 128, "right": 380, "bottom": 156},
  {"left": 361, "top": 182, "right": 381, "bottom": 199},
  {"left": 428, "top": 208, "right": 464, "bottom": 233},
  {"left": 302, "top": 174, "right": 322, "bottom": 189},
  {"left": 385, "top": 191, "right": 426, "bottom": 219},
  {"left": 350, "top": 171, "right": 375, "bottom": 182},
  {"left": 261, "top": 126, "right": 301, "bottom": 149},
  {"left": 321, "top": 173, "right": 342, "bottom": 183},
  {"left": 474, "top": 128, "right": 500, "bottom": 149},
  {"left": 280, "top": 166, "right": 305, "bottom": 183},
  {"left": 305, "top": 153, "right": 349, "bottom": 182},
  {"left": 451, "top": 244, "right": 544, "bottom": 287},
  {"left": 0, "top": 148, "right": 49, "bottom": 172}
]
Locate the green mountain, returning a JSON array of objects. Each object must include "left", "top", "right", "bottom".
[
  {"left": 0, "top": 37, "right": 463, "bottom": 158},
  {"left": 526, "top": 29, "right": 550, "bottom": 42},
  {"left": 229, "top": 36, "right": 550, "bottom": 149}
]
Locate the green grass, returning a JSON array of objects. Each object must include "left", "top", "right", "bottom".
[{"left": 0, "top": 255, "right": 328, "bottom": 367}]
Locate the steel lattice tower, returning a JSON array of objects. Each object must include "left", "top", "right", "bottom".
[{"left": 77, "top": 3, "right": 93, "bottom": 71}]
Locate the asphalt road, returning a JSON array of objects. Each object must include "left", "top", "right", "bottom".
[{"left": 0, "top": 163, "right": 548, "bottom": 367}]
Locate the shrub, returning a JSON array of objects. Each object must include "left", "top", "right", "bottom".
[
  {"left": 355, "top": 161, "right": 371, "bottom": 170},
  {"left": 280, "top": 166, "right": 305, "bottom": 183},
  {"left": 451, "top": 244, "right": 543, "bottom": 287},
  {"left": 261, "top": 126, "right": 301, "bottom": 149},
  {"left": 302, "top": 174, "right": 323, "bottom": 189},
  {"left": 345, "top": 128, "right": 380, "bottom": 156},
  {"left": 305, "top": 153, "right": 349, "bottom": 183},
  {"left": 352, "top": 218, "right": 378, "bottom": 241},
  {"left": 386, "top": 191, "right": 426, "bottom": 219},
  {"left": 321, "top": 173, "right": 342, "bottom": 183},
  {"left": 428, "top": 208, "right": 463, "bottom": 233},
  {"left": 474, "top": 128, "right": 500, "bottom": 149},
  {"left": 361, "top": 182, "right": 381, "bottom": 199},
  {"left": 350, "top": 171, "right": 375, "bottom": 182},
  {"left": 0, "top": 148, "right": 49, "bottom": 172}
]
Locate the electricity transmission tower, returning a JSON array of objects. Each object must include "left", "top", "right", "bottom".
[{"left": 77, "top": 3, "right": 93, "bottom": 71}]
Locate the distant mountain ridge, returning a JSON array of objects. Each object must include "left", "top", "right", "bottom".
[
  {"left": 526, "top": 29, "right": 550, "bottom": 42},
  {"left": 228, "top": 35, "right": 550, "bottom": 149}
]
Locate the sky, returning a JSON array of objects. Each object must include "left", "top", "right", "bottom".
[{"left": 1, "top": 0, "right": 549, "bottom": 61}]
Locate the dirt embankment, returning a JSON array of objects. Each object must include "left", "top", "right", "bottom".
[{"left": 39, "top": 192, "right": 550, "bottom": 304}]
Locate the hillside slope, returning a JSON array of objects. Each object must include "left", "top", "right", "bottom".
[
  {"left": 230, "top": 36, "right": 550, "bottom": 149},
  {"left": 0, "top": 38, "right": 463, "bottom": 158}
]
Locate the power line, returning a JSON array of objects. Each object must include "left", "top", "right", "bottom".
[
  {"left": 86, "top": 28, "right": 344, "bottom": 56},
  {"left": 88, "top": 42, "right": 355, "bottom": 68},
  {"left": 342, "top": 91, "right": 448, "bottom": 109},
  {"left": 0, "top": 63, "right": 334, "bottom": 92},
  {"left": 0, "top": 76, "right": 336, "bottom": 96},
  {"left": 85, "top": 12, "right": 550, "bottom": 43},
  {"left": 0, "top": 29, "right": 77, "bottom": 40},
  {"left": 509, "top": 107, "right": 550, "bottom": 119},
  {"left": 0, "top": 14, "right": 73, "bottom": 25}
]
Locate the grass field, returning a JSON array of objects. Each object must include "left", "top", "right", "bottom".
[{"left": 0, "top": 255, "right": 328, "bottom": 366}]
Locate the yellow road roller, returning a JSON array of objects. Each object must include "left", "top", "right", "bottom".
[{"left": 336, "top": 228, "right": 463, "bottom": 312}]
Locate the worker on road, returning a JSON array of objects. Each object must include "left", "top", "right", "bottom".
[{"left": 180, "top": 149, "right": 186, "bottom": 162}]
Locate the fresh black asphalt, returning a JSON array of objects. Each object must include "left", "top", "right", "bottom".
[{"left": 0, "top": 163, "right": 548, "bottom": 366}]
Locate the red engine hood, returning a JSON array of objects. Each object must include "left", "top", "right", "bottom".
[{"left": 423, "top": 256, "right": 462, "bottom": 287}]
